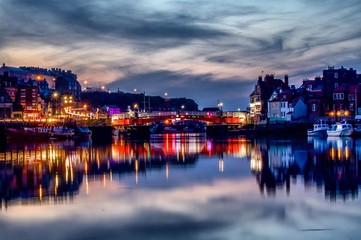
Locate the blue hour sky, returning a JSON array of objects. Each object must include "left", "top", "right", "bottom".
[{"left": 1, "top": 0, "right": 361, "bottom": 110}]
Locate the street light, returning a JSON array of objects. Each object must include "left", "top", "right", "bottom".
[
  {"left": 134, "top": 89, "right": 147, "bottom": 112},
  {"left": 218, "top": 102, "right": 223, "bottom": 111},
  {"left": 52, "top": 92, "right": 59, "bottom": 116}
]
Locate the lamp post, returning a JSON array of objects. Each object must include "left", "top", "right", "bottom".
[
  {"left": 52, "top": 91, "right": 59, "bottom": 118},
  {"left": 134, "top": 89, "right": 148, "bottom": 112}
]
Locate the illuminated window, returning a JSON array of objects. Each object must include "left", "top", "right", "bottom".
[{"left": 312, "top": 103, "right": 317, "bottom": 112}]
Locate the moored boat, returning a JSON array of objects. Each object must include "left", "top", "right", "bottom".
[
  {"left": 49, "top": 126, "right": 75, "bottom": 139},
  {"left": 326, "top": 120, "right": 354, "bottom": 137},
  {"left": 5, "top": 126, "right": 51, "bottom": 140},
  {"left": 73, "top": 126, "right": 92, "bottom": 138},
  {"left": 307, "top": 121, "right": 329, "bottom": 137}
]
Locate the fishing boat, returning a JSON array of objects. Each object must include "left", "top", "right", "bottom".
[
  {"left": 307, "top": 121, "right": 329, "bottom": 137},
  {"left": 49, "top": 126, "right": 75, "bottom": 139},
  {"left": 326, "top": 120, "right": 354, "bottom": 137},
  {"left": 73, "top": 126, "right": 92, "bottom": 138},
  {"left": 5, "top": 126, "right": 51, "bottom": 140}
]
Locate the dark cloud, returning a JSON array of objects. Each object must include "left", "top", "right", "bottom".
[
  {"left": 0, "top": 0, "right": 229, "bottom": 50},
  {"left": 107, "top": 70, "right": 254, "bottom": 110},
  {"left": 1, "top": 0, "right": 361, "bottom": 109}
]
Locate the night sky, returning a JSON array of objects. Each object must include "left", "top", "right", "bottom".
[{"left": 1, "top": 0, "right": 361, "bottom": 110}]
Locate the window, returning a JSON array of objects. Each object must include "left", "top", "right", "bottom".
[
  {"left": 333, "top": 93, "right": 338, "bottom": 100},
  {"left": 307, "top": 85, "right": 312, "bottom": 91},
  {"left": 334, "top": 72, "right": 338, "bottom": 78},
  {"left": 312, "top": 103, "right": 317, "bottom": 112},
  {"left": 335, "top": 83, "right": 338, "bottom": 88},
  {"left": 350, "top": 103, "right": 354, "bottom": 111},
  {"left": 340, "top": 93, "right": 344, "bottom": 100}
]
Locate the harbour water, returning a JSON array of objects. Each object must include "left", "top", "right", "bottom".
[{"left": 0, "top": 134, "right": 360, "bottom": 240}]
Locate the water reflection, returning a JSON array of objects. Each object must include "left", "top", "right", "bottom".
[
  {"left": 251, "top": 137, "right": 360, "bottom": 201},
  {"left": 0, "top": 135, "right": 360, "bottom": 209}
]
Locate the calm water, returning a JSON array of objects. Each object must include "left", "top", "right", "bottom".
[{"left": 0, "top": 134, "right": 360, "bottom": 240}]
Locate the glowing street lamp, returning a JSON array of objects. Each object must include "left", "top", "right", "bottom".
[{"left": 134, "top": 103, "right": 139, "bottom": 111}]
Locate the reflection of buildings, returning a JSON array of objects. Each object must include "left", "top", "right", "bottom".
[
  {"left": 0, "top": 134, "right": 253, "bottom": 207},
  {"left": 0, "top": 140, "right": 86, "bottom": 208},
  {"left": 305, "top": 137, "right": 359, "bottom": 201},
  {"left": 250, "top": 138, "right": 361, "bottom": 201},
  {"left": 250, "top": 140, "right": 302, "bottom": 196}
]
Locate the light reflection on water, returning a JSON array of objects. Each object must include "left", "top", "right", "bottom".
[{"left": 0, "top": 135, "right": 360, "bottom": 240}]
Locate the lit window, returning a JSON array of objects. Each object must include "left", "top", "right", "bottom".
[{"left": 312, "top": 103, "right": 317, "bottom": 112}]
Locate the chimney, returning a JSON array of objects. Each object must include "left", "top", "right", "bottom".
[
  {"left": 284, "top": 75, "right": 289, "bottom": 87},
  {"left": 2, "top": 63, "right": 5, "bottom": 67}
]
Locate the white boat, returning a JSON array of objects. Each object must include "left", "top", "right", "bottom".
[
  {"left": 307, "top": 121, "right": 329, "bottom": 137},
  {"left": 326, "top": 121, "right": 354, "bottom": 137}
]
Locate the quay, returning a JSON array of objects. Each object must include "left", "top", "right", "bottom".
[{"left": 0, "top": 118, "right": 314, "bottom": 142}]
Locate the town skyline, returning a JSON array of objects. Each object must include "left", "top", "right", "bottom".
[{"left": 1, "top": 0, "right": 361, "bottom": 110}]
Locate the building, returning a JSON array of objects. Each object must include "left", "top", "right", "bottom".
[
  {"left": 321, "top": 66, "right": 361, "bottom": 117},
  {"left": 19, "top": 66, "right": 57, "bottom": 89},
  {"left": 55, "top": 75, "right": 81, "bottom": 100},
  {"left": 0, "top": 72, "right": 18, "bottom": 102},
  {"left": 268, "top": 91, "right": 293, "bottom": 122},
  {"left": 290, "top": 98, "right": 307, "bottom": 120},
  {"left": 0, "top": 87, "right": 13, "bottom": 119},
  {"left": 17, "top": 80, "right": 41, "bottom": 118},
  {"left": 0, "top": 63, "right": 31, "bottom": 82},
  {"left": 101, "top": 105, "right": 121, "bottom": 116},
  {"left": 250, "top": 74, "right": 288, "bottom": 123}
]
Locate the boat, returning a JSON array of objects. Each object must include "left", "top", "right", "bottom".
[
  {"left": 73, "top": 126, "right": 92, "bottom": 138},
  {"left": 48, "top": 126, "right": 75, "bottom": 139},
  {"left": 307, "top": 121, "right": 329, "bottom": 137},
  {"left": 326, "top": 120, "right": 354, "bottom": 137},
  {"left": 5, "top": 126, "right": 51, "bottom": 140}
]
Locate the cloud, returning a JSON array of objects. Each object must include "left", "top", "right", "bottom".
[
  {"left": 107, "top": 70, "right": 254, "bottom": 110},
  {"left": 1, "top": 0, "right": 361, "bottom": 109},
  {"left": 1, "top": 0, "right": 229, "bottom": 50}
]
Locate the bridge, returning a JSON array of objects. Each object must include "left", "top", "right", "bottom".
[
  {"left": 0, "top": 110, "right": 248, "bottom": 140},
  {"left": 110, "top": 111, "right": 246, "bottom": 126}
]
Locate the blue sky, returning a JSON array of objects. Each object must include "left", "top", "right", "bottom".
[{"left": 1, "top": 0, "right": 361, "bottom": 110}]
